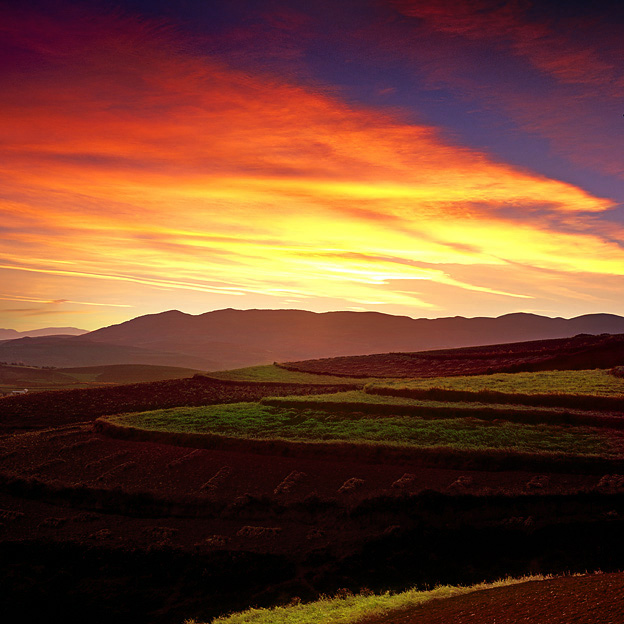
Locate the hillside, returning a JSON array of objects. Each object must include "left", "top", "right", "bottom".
[
  {"left": 3, "top": 309, "right": 624, "bottom": 370},
  {"left": 279, "top": 332, "right": 624, "bottom": 378},
  {"left": 77, "top": 309, "right": 624, "bottom": 368},
  {"left": 86, "top": 310, "right": 624, "bottom": 357}
]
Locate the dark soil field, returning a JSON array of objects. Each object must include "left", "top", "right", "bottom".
[
  {"left": 361, "top": 572, "right": 624, "bottom": 624},
  {"left": 280, "top": 332, "right": 624, "bottom": 378},
  {"left": 1, "top": 369, "right": 624, "bottom": 623},
  {"left": 0, "top": 374, "right": 356, "bottom": 430}
]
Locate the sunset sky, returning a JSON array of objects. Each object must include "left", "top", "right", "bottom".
[{"left": 2, "top": 0, "right": 624, "bottom": 331}]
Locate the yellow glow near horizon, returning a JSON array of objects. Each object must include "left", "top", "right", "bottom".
[{"left": 1, "top": 5, "right": 624, "bottom": 330}]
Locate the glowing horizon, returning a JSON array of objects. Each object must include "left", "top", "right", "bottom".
[{"left": 2, "top": 1, "right": 624, "bottom": 331}]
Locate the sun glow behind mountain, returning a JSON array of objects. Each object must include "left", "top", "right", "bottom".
[{"left": 2, "top": 1, "right": 624, "bottom": 330}]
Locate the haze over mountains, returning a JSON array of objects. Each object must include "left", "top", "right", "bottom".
[
  {"left": 0, "top": 327, "right": 87, "bottom": 341},
  {"left": 2, "top": 309, "right": 624, "bottom": 371}
]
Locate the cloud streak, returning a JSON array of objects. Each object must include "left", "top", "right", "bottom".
[
  {"left": 1, "top": 2, "right": 623, "bottom": 328},
  {"left": 391, "top": 0, "right": 622, "bottom": 89},
  {"left": 389, "top": 0, "right": 624, "bottom": 182},
  {"left": 0, "top": 295, "right": 132, "bottom": 308}
]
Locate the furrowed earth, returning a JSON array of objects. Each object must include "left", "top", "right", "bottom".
[{"left": 1, "top": 340, "right": 624, "bottom": 623}]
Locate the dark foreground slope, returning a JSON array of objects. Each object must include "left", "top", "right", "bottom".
[
  {"left": 2, "top": 417, "right": 624, "bottom": 624},
  {"left": 1, "top": 373, "right": 624, "bottom": 623}
]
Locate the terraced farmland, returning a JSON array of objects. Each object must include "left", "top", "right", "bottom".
[
  {"left": 2, "top": 360, "right": 624, "bottom": 623},
  {"left": 368, "top": 368, "right": 624, "bottom": 397}
]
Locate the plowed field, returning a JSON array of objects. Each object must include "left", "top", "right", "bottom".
[{"left": 361, "top": 572, "right": 624, "bottom": 624}]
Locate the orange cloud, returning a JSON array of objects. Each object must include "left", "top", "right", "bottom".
[{"left": 1, "top": 4, "right": 623, "bottom": 329}]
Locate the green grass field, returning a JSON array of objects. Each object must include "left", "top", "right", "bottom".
[
  {"left": 368, "top": 369, "right": 624, "bottom": 397},
  {"left": 102, "top": 400, "right": 624, "bottom": 459},
  {"left": 186, "top": 575, "right": 552, "bottom": 624}
]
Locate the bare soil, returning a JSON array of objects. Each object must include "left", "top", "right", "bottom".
[{"left": 361, "top": 572, "right": 624, "bottom": 624}]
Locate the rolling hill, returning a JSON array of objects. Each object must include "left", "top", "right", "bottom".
[
  {"left": 3, "top": 309, "right": 624, "bottom": 370},
  {"left": 278, "top": 332, "right": 624, "bottom": 378},
  {"left": 58, "top": 363, "right": 205, "bottom": 384},
  {"left": 0, "top": 362, "right": 207, "bottom": 391},
  {"left": 0, "top": 335, "right": 218, "bottom": 370}
]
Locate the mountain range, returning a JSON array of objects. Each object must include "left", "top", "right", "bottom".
[{"left": 1, "top": 309, "right": 624, "bottom": 371}]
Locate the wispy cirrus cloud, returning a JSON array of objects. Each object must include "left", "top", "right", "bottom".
[
  {"left": 0, "top": 294, "right": 132, "bottom": 308},
  {"left": 1, "top": 2, "right": 623, "bottom": 328},
  {"left": 0, "top": 307, "right": 93, "bottom": 317},
  {"left": 391, "top": 0, "right": 623, "bottom": 89},
  {"left": 388, "top": 0, "right": 624, "bottom": 183}
]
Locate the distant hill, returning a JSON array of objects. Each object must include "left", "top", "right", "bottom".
[
  {"left": 0, "top": 362, "right": 205, "bottom": 391},
  {"left": 0, "top": 326, "right": 87, "bottom": 340},
  {"left": 58, "top": 364, "right": 204, "bottom": 384},
  {"left": 0, "top": 364, "right": 78, "bottom": 388},
  {"left": 76, "top": 309, "right": 624, "bottom": 369},
  {"left": 0, "top": 336, "right": 218, "bottom": 369},
  {"left": 3, "top": 309, "right": 624, "bottom": 370}
]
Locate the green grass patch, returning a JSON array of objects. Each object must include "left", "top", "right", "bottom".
[
  {"left": 102, "top": 401, "right": 624, "bottom": 459},
  {"left": 258, "top": 390, "right": 624, "bottom": 429},
  {"left": 260, "top": 389, "right": 596, "bottom": 413},
  {"left": 209, "top": 364, "right": 378, "bottom": 385},
  {"left": 369, "top": 369, "right": 624, "bottom": 397},
  {"left": 366, "top": 370, "right": 624, "bottom": 412},
  {"left": 187, "top": 575, "right": 554, "bottom": 624}
]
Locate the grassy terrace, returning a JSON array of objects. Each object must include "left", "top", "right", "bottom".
[
  {"left": 259, "top": 390, "right": 624, "bottom": 429},
  {"left": 208, "top": 364, "right": 382, "bottom": 385},
  {"left": 101, "top": 401, "right": 624, "bottom": 459},
  {"left": 260, "top": 389, "right": 605, "bottom": 414},
  {"left": 368, "top": 369, "right": 624, "bottom": 397}
]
